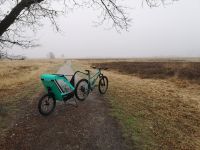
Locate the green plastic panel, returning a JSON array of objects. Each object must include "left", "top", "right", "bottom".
[{"left": 40, "top": 74, "right": 75, "bottom": 101}]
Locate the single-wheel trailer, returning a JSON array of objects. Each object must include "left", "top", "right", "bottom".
[{"left": 38, "top": 71, "right": 89, "bottom": 116}]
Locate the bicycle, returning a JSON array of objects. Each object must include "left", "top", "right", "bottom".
[
  {"left": 38, "top": 70, "right": 89, "bottom": 116},
  {"left": 75, "top": 66, "right": 108, "bottom": 101}
]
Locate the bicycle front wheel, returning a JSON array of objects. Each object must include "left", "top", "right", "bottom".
[
  {"left": 38, "top": 94, "right": 56, "bottom": 116},
  {"left": 98, "top": 76, "right": 108, "bottom": 94},
  {"left": 75, "top": 79, "right": 89, "bottom": 101}
]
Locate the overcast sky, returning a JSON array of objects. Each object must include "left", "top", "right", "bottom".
[{"left": 8, "top": 0, "right": 200, "bottom": 58}]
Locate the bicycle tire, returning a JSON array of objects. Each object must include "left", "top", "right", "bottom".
[
  {"left": 98, "top": 76, "right": 108, "bottom": 94},
  {"left": 75, "top": 79, "right": 89, "bottom": 101}
]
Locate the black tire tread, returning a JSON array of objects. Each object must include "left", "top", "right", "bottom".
[
  {"left": 38, "top": 93, "right": 56, "bottom": 116},
  {"left": 98, "top": 76, "right": 108, "bottom": 94},
  {"left": 75, "top": 79, "right": 89, "bottom": 101}
]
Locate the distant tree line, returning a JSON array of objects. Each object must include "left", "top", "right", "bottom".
[
  {"left": 47, "top": 52, "right": 55, "bottom": 59},
  {"left": 0, "top": 50, "right": 26, "bottom": 60}
]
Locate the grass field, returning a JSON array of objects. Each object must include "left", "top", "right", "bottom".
[
  {"left": 0, "top": 59, "right": 63, "bottom": 136},
  {"left": 73, "top": 59, "right": 200, "bottom": 150}
]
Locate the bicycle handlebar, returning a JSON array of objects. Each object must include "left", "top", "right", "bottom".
[{"left": 91, "top": 66, "right": 108, "bottom": 70}]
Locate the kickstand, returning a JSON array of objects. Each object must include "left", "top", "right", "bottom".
[{"left": 74, "top": 98, "right": 78, "bottom": 108}]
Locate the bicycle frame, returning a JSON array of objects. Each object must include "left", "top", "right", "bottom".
[{"left": 87, "top": 69, "right": 102, "bottom": 90}]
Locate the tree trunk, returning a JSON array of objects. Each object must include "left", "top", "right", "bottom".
[{"left": 0, "top": 0, "right": 44, "bottom": 37}]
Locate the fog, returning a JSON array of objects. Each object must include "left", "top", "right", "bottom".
[{"left": 8, "top": 0, "right": 200, "bottom": 58}]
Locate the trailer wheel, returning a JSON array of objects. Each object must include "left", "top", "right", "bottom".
[{"left": 38, "top": 94, "right": 56, "bottom": 116}]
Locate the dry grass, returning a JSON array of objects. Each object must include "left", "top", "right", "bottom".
[
  {"left": 0, "top": 59, "right": 63, "bottom": 135},
  {"left": 0, "top": 59, "right": 62, "bottom": 90},
  {"left": 106, "top": 73, "right": 200, "bottom": 150},
  {"left": 73, "top": 60, "right": 200, "bottom": 150}
]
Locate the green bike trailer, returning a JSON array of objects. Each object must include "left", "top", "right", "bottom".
[
  {"left": 38, "top": 71, "right": 90, "bottom": 116},
  {"left": 40, "top": 74, "right": 75, "bottom": 101}
]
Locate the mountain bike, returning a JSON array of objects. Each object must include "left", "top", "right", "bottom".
[{"left": 75, "top": 66, "right": 108, "bottom": 101}]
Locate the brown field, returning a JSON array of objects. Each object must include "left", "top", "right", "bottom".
[
  {"left": 0, "top": 59, "right": 63, "bottom": 136},
  {"left": 73, "top": 59, "right": 200, "bottom": 150},
  {"left": 93, "top": 61, "right": 200, "bottom": 82}
]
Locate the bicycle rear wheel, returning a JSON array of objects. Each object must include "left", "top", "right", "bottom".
[
  {"left": 98, "top": 76, "right": 108, "bottom": 94},
  {"left": 75, "top": 79, "right": 89, "bottom": 101}
]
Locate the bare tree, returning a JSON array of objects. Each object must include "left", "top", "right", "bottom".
[
  {"left": 0, "top": 0, "right": 177, "bottom": 49},
  {"left": 47, "top": 52, "right": 55, "bottom": 59}
]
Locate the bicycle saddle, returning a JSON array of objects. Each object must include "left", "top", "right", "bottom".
[{"left": 90, "top": 66, "right": 108, "bottom": 70}]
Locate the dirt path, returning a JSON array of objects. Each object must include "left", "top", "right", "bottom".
[{"left": 0, "top": 62, "right": 131, "bottom": 150}]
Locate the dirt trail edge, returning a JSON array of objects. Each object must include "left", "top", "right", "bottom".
[{"left": 0, "top": 62, "right": 131, "bottom": 150}]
